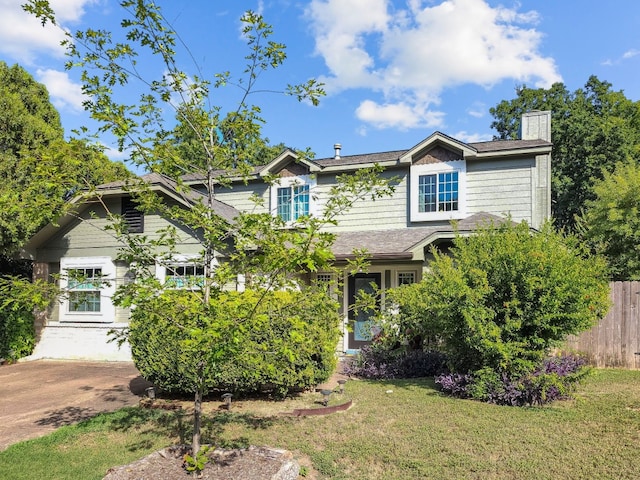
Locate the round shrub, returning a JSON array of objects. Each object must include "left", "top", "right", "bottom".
[
  {"left": 128, "top": 288, "right": 340, "bottom": 397},
  {"left": 380, "top": 220, "right": 610, "bottom": 375}
]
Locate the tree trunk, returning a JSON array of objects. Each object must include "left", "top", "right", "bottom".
[{"left": 192, "top": 386, "right": 202, "bottom": 456}]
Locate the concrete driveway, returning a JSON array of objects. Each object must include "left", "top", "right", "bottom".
[{"left": 0, "top": 360, "right": 150, "bottom": 451}]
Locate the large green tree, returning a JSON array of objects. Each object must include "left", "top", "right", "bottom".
[
  {"left": 153, "top": 104, "right": 288, "bottom": 177},
  {"left": 0, "top": 62, "right": 129, "bottom": 257},
  {"left": 25, "top": 1, "right": 394, "bottom": 462},
  {"left": 490, "top": 76, "right": 640, "bottom": 231},
  {"left": 0, "top": 62, "right": 63, "bottom": 154},
  {"left": 578, "top": 161, "right": 640, "bottom": 280}
]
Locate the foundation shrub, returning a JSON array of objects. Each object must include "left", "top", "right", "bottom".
[{"left": 128, "top": 288, "right": 340, "bottom": 397}]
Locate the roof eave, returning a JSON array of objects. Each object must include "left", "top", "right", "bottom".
[
  {"left": 471, "top": 145, "right": 552, "bottom": 159},
  {"left": 319, "top": 158, "right": 411, "bottom": 173},
  {"left": 333, "top": 252, "right": 415, "bottom": 262}
]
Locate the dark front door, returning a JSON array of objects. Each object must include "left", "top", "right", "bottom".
[{"left": 347, "top": 273, "right": 381, "bottom": 352}]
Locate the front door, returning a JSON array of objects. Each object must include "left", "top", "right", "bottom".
[{"left": 347, "top": 273, "right": 381, "bottom": 352}]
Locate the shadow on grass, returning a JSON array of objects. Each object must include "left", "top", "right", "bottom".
[{"left": 73, "top": 403, "right": 286, "bottom": 450}]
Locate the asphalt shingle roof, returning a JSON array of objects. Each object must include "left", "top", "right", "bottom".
[{"left": 331, "top": 212, "right": 502, "bottom": 258}]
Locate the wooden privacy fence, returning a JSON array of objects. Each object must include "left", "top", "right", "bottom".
[{"left": 565, "top": 281, "right": 640, "bottom": 369}]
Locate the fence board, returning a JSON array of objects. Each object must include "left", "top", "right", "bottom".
[{"left": 566, "top": 281, "right": 640, "bottom": 369}]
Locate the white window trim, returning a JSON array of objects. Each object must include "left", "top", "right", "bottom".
[
  {"left": 410, "top": 160, "right": 466, "bottom": 222},
  {"left": 60, "top": 256, "right": 116, "bottom": 323},
  {"left": 155, "top": 254, "right": 213, "bottom": 290},
  {"left": 270, "top": 175, "right": 317, "bottom": 222},
  {"left": 396, "top": 270, "right": 418, "bottom": 287}
]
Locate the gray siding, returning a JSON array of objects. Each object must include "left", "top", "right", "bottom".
[
  {"left": 35, "top": 198, "right": 202, "bottom": 263},
  {"left": 316, "top": 169, "right": 408, "bottom": 232},
  {"left": 114, "top": 262, "right": 131, "bottom": 323},
  {"left": 466, "top": 158, "right": 535, "bottom": 226},
  {"left": 214, "top": 182, "right": 269, "bottom": 214}
]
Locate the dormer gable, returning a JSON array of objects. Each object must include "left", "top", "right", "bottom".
[
  {"left": 259, "top": 148, "right": 322, "bottom": 178},
  {"left": 404, "top": 133, "right": 472, "bottom": 223},
  {"left": 400, "top": 132, "right": 477, "bottom": 165}
]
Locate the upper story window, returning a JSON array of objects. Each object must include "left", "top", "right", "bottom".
[
  {"left": 418, "top": 171, "right": 459, "bottom": 212},
  {"left": 271, "top": 175, "right": 316, "bottom": 223},
  {"left": 277, "top": 184, "right": 309, "bottom": 221},
  {"left": 410, "top": 160, "right": 465, "bottom": 222}
]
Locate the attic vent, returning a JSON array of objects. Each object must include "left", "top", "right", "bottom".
[
  {"left": 122, "top": 197, "right": 144, "bottom": 234},
  {"left": 334, "top": 143, "right": 342, "bottom": 159}
]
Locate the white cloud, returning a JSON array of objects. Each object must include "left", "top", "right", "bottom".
[
  {"left": 101, "top": 143, "right": 129, "bottom": 161},
  {"left": 306, "top": 0, "right": 561, "bottom": 131},
  {"left": 452, "top": 130, "right": 493, "bottom": 143},
  {"left": 36, "top": 69, "right": 86, "bottom": 113},
  {"left": 306, "top": 0, "right": 390, "bottom": 91},
  {"left": 356, "top": 99, "right": 444, "bottom": 130},
  {"left": 0, "top": 0, "right": 97, "bottom": 64},
  {"left": 603, "top": 48, "right": 639, "bottom": 66},
  {"left": 467, "top": 102, "right": 486, "bottom": 118}
]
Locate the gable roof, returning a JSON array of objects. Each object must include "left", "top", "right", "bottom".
[
  {"left": 20, "top": 173, "right": 240, "bottom": 259},
  {"left": 331, "top": 212, "right": 504, "bottom": 262},
  {"left": 74, "top": 173, "right": 239, "bottom": 223},
  {"left": 259, "top": 148, "right": 322, "bottom": 176}
]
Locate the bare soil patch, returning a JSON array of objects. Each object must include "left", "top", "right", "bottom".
[{"left": 103, "top": 445, "right": 306, "bottom": 480}]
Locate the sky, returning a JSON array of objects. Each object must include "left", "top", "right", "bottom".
[{"left": 1, "top": 0, "right": 639, "bottom": 166}]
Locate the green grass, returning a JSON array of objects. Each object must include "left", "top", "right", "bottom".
[{"left": 2, "top": 369, "right": 640, "bottom": 479}]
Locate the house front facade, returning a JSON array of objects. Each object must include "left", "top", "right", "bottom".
[{"left": 21, "top": 111, "right": 552, "bottom": 360}]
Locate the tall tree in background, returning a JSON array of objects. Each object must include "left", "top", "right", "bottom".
[
  {"left": 0, "top": 62, "right": 63, "bottom": 154},
  {"left": 153, "top": 104, "right": 287, "bottom": 177},
  {"left": 577, "top": 161, "right": 640, "bottom": 280},
  {"left": 490, "top": 76, "right": 640, "bottom": 231},
  {"left": 0, "top": 62, "right": 129, "bottom": 258}
]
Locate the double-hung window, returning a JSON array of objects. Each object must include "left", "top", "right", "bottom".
[
  {"left": 164, "top": 263, "right": 205, "bottom": 289},
  {"left": 60, "top": 257, "right": 116, "bottom": 322},
  {"left": 156, "top": 255, "right": 208, "bottom": 290},
  {"left": 418, "top": 171, "right": 459, "bottom": 212},
  {"left": 271, "top": 176, "right": 315, "bottom": 223},
  {"left": 277, "top": 184, "right": 309, "bottom": 221},
  {"left": 68, "top": 267, "right": 103, "bottom": 312},
  {"left": 410, "top": 161, "right": 465, "bottom": 222}
]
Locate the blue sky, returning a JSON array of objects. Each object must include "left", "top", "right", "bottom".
[{"left": 2, "top": 0, "right": 639, "bottom": 164}]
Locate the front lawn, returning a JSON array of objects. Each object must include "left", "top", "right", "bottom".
[{"left": 2, "top": 369, "right": 640, "bottom": 479}]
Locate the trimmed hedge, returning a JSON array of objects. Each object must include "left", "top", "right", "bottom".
[{"left": 128, "top": 288, "right": 341, "bottom": 397}]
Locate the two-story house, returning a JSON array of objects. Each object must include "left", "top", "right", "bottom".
[{"left": 21, "top": 111, "right": 552, "bottom": 360}]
